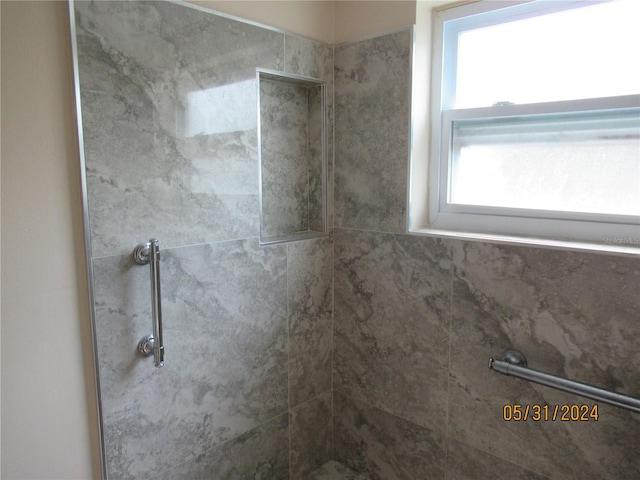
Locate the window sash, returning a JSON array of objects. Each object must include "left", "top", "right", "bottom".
[
  {"left": 427, "top": 1, "right": 640, "bottom": 246},
  {"left": 438, "top": 95, "right": 640, "bottom": 223}
]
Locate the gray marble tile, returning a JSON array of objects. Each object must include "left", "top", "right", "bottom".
[
  {"left": 285, "top": 35, "right": 334, "bottom": 82},
  {"left": 288, "top": 236, "right": 333, "bottom": 407},
  {"left": 449, "top": 241, "right": 640, "bottom": 480},
  {"left": 290, "top": 393, "right": 333, "bottom": 479},
  {"left": 260, "top": 79, "right": 315, "bottom": 237},
  {"left": 157, "top": 413, "right": 289, "bottom": 480},
  {"left": 74, "top": 0, "right": 284, "bottom": 257},
  {"left": 307, "top": 84, "right": 326, "bottom": 233},
  {"left": 334, "top": 29, "right": 412, "bottom": 234},
  {"left": 285, "top": 35, "right": 335, "bottom": 229},
  {"left": 333, "top": 229, "right": 451, "bottom": 432},
  {"left": 306, "top": 460, "right": 370, "bottom": 480},
  {"left": 92, "top": 239, "right": 288, "bottom": 479},
  {"left": 446, "top": 439, "right": 550, "bottom": 480},
  {"left": 333, "top": 391, "right": 445, "bottom": 480}
]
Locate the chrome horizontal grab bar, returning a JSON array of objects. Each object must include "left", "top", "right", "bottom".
[{"left": 489, "top": 349, "right": 640, "bottom": 413}]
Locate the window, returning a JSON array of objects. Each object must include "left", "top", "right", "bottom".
[{"left": 420, "top": 0, "right": 640, "bottom": 249}]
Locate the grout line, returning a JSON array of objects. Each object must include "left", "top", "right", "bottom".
[
  {"left": 443, "top": 248, "right": 455, "bottom": 480},
  {"left": 161, "top": 410, "right": 291, "bottom": 477},
  {"left": 330, "top": 233, "right": 336, "bottom": 462},
  {"left": 334, "top": 389, "right": 436, "bottom": 434},
  {"left": 286, "top": 242, "right": 292, "bottom": 480},
  {"left": 330, "top": 41, "right": 337, "bottom": 464}
]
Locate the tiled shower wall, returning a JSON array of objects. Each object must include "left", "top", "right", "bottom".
[
  {"left": 333, "top": 28, "right": 640, "bottom": 480},
  {"left": 74, "top": 1, "right": 333, "bottom": 478},
  {"left": 76, "top": 1, "right": 639, "bottom": 478},
  {"left": 260, "top": 77, "right": 325, "bottom": 238}
]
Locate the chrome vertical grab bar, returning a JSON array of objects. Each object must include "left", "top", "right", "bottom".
[
  {"left": 489, "top": 349, "right": 640, "bottom": 413},
  {"left": 133, "top": 239, "right": 164, "bottom": 367}
]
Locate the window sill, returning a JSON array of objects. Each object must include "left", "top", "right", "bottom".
[{"left": 408, "top": 227, "right": 640, "bottom": 258}]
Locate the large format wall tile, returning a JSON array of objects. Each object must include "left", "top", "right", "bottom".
[
  {"left": 285, "top": 34, "right": 335, "bottom": 229},
  {"left": 285, "top": 35, "right": 334, "bottom": 82},
  {"left": 331, "top": 26, "right": 640, "bottom": 480},
  {"left": 307, "top": 83, "right": 327, "bottom": 234},
  {"left": 156, "top": 413, "right": 290, "bottom": 480},
  {"left": 333, "top": 391, "right": 445, "bottom": 479},
  {"left": 290, "top": 392, "right": 333, "bottom": 479},
  {"left": 75, "top": 0, "right": 284, "bottom": 256},
  {"left": 92, "top": 239, "right": 288, "bottom": 479},
  {"left": 446, "top": 439, "right": 550, "bottom": 480},
  {"left": 449, "top": 241, "right": 640, "bottom": 479},
  {"left": 307, "top": 461, "right": 370, "bottom": 480},
  {"left": 333, "top": 229, "right": 451, "bottom": 433},
  {"left": 334, "top": 29, "right": 412, "bottom": 234},
  {"left": 260, "top": 79, "right": 314, "bottom": 237},
  {"left": 76, "top": 3, "right": 338, "bottom": 477},
  {"left": 288, "top": 236, "right": 333, "bottom": 407}
]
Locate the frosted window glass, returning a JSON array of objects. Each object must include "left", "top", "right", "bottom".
[{"left": 450, "top": 111, "right": 640, "bottom": 216}]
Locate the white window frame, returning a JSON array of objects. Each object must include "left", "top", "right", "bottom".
[{"left": 416, "top": 0, "right": 640, "bottom": 252}]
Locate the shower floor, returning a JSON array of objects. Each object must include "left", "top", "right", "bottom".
[{"left": 306, "top": 461, "right": 370, "bottom": 479}]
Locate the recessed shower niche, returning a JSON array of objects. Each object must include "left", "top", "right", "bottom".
[{"left": 258, "top": 69, "right": 328, "bottom": 244}]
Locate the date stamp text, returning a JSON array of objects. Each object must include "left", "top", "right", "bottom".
[{"left": 502, "top": 404, "right": 599, "bottom": 421}]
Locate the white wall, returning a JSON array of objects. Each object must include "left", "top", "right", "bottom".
[
  {"left": 1, "top": 1, "right": 100, "bottom": 478},
  {"left": 334, "top": 0, "right": 416, "bottom": 43},
  {"left": 0, "top": 1, "right": 418, "bottom": 478}
]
